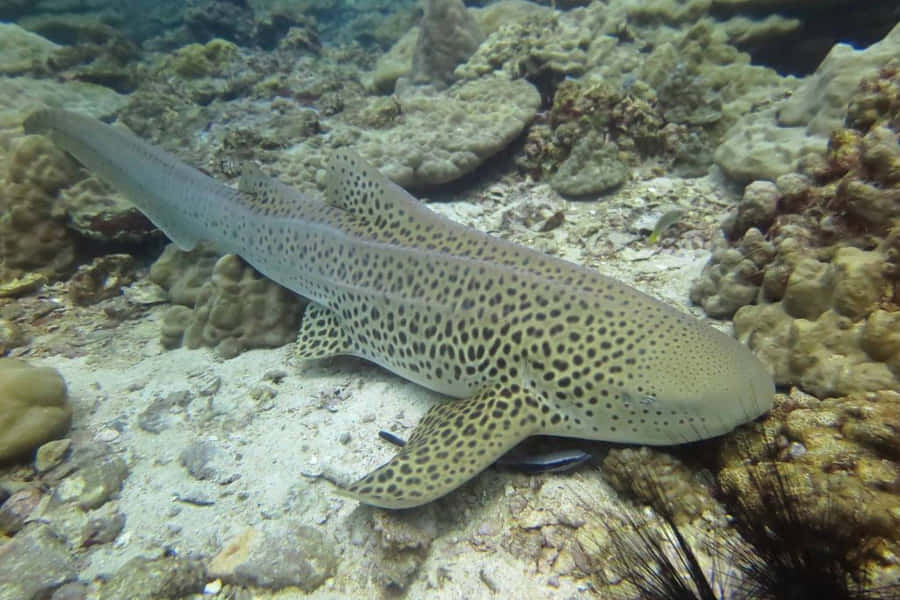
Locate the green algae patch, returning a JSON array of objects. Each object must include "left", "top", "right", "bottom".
[
  {"left": 166, "top": 38, "right": 238, "bottom": 79},
  {"left": 0, "top": 358, "right": 71, "bottom": 463}
]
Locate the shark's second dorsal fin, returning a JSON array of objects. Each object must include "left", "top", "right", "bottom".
[
  {"left": 238, "top": 167, "right": 317, "bottom": 218},
  {"left": 326, "top": 149, "right": 420, "bottom": 218}
]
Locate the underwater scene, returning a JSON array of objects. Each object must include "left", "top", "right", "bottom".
[{"left": 1, "top": 0, "right": 899, "bottom": 598}]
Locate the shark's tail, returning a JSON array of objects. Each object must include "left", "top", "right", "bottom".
[{"left": 24, "top": 109, "right": 240, "bottom": 251}]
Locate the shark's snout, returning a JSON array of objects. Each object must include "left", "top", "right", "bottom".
[{"left": 741, "top": 345, "right": 776, "bottom": 421}]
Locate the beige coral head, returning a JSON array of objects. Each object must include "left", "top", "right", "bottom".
[{"left": 0, "top": 358, "right": 71, "bottom": 463}]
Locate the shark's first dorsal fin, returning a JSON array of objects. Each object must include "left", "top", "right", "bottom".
[{"left": 326, "top": 149, "right": 420, "bottom": 217}]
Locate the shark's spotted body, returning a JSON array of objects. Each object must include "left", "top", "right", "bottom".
[{"left": 25, "top": 109, "right": 774, "bottom": 508}]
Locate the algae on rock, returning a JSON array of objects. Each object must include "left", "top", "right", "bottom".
[
  {"left": 69, "top": 253, "right": 137, "bottom": 306},
  {"left": 98, "top": 554, "right": 206, "bottom": 600},
  {"left": 60, "top": 175, "right": 155, "bottom": 243},
  {"left": 549, "top": 131, "right": 627, "bottom": 196},
  {"left": 718, "top": 390, "right": 900, "bottom": 580},
  {"left": 208, "top": 522, "right": 337, "bottom": 592},
  {"left": 602, "top": 447, "right": 724, "bottom": 526},
  {"left": 455, "top": 11, "right": 588, "bottom": 83},
  {"left": 165, "top": 38, "right": 239, "bottom": 79}
]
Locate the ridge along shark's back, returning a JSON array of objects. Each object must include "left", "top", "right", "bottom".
[{"left": 25, "top": 109, "right": 775, "bottom": 509}]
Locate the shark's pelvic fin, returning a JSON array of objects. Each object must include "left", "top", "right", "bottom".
[
  {"left": 333, "top": 383, "right": 547, "bottom": 509},
  {"left": 295, "top": 303, "right": 356, "bottom": 360}
]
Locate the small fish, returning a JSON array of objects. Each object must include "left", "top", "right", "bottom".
[
  {"left": 648, "top": 208, "right": 685, "bottom": 244},
  {"left": 378, "top": 430, "right": 407, "bottom": 447},
  {"left": 380, "top": 430, "right": 590, "bottom": 474},
  {"left": 495, "top": 449, "right": 592, "bottom": 474}
]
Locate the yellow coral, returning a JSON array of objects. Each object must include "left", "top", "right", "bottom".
[{"left": 0, "top": 358, "right": 71, "bottom": 462}]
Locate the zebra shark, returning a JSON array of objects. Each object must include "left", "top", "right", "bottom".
[{"left": 24, "top": 109, "right": 774, "bottom": 508}]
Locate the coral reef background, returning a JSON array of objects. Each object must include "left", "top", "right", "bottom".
[{"left": 0, "top": 1, "right": 898, "bottom": 598}]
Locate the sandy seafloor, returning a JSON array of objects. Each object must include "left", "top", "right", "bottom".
[{"left": 20, "top": 171, "right": 738, "bottom": 599}]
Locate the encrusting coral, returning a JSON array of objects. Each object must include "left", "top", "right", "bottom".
[
  {"left": 351, "top": 75, "right": 541, "bottom": 188},
  {"left": 715, "top": 24, "right": 900, "bottom": 183}
]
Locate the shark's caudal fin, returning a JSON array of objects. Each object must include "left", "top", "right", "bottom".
[
  {"left": 24, "top": 109, "right": 241, "bottom": 251},
  {"left": 332, "top": 383, "right": 547, "bottom": 509}
]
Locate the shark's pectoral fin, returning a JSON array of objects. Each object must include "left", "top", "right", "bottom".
[
  {"left": 294, "top": 303, "right": 355, "bottom": 360},
  {"left": 333, "top": 383, "right": 547, "bottom": 509}
]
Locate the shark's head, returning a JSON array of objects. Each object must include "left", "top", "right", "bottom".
[
  {"left": 527, "top": 285, "right": 775, "bottom": 446},
  {"left": 609, "top": 317, "right": 775, "bottom": 445}
]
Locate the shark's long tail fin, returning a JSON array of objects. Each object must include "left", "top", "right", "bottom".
[{"left": 24, "top": 109, "right": 241, "bottom": 251}]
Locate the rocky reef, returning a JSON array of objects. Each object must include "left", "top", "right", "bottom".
[
  {"left": 694, "top": 62, "right": 900, "bottom": 397},
  {"left": 1, "top": 2, "right": 899, "bottom": 598},
  {"left": 715, "top": 24, "right": 900, "bottom": 183}
]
